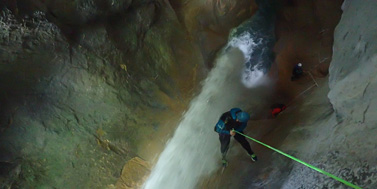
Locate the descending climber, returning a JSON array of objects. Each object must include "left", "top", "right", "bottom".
[
  {"left": 214, "top": 108, "right": 257, "bottom": 167},
  {"left": 291, "top": 63, "right": 304, "bottom": 81}
]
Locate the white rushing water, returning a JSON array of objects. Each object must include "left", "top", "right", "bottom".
[
  {"left": 144, "top": 32, "right": 263, "bottom": 189},
  {"left": 227, "top": 32, "right": 266, "bottom": 88}
]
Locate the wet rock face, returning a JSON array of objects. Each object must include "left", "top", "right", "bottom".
[
  {"left": 0, "top": 0, "right": 257, "bottom": 188},
  {"left": 0, "top": 1, "right": 202, "bottom": 188},
  {"left": 170, "top": 0, "right": 258, "bottom": 66},
  {"left": 0, "top": 0, "right": 257, "bottom": 67},
  {"left": 0, "top": 10, "right": 136, "bottom": 188},
  {"left": 326, "top": 2, "right": 377, "bottom": 185},
  {"left": 328, "top": 0, "right": 377, "bottom": 124}
]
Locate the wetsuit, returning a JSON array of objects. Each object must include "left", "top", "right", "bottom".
[
  {"left": 291, "top": 64, "right": 304, "bottom": 80},
  {"left": 214, "top": 108, "right": 254, "bottom": 158}
]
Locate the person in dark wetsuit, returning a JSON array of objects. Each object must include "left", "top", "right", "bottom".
[
  {"left": 291, "top": 63, "right": 304, "bottom": 81},
  {"left": 214, "top": 108, "right": 258, "bottom": 166}
]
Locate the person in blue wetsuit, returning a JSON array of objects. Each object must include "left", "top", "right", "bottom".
[{"left": 214, "top": 108, "right": 258, "bottom": 166}]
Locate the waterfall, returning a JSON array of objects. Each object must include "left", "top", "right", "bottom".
[{"left": 144, "top": 2, "right": 275, "bottom": 188}]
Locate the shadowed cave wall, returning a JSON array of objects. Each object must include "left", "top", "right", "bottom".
[
  {"left": 0, "top": 0, "right": 256, "bottom": 188},
  {"left": 1, "top": 0, "right": 377, "bottom": 188}
]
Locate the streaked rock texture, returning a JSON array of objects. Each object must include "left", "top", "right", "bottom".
[
  {"left": 0, "top": 0, "right": 257, "bottom": 188},
  {"left": 0, "top": 1, "right": 202, "bottom": 188},
  {"left": 328, "top": 0, "right": 377, "bottom": 124}
]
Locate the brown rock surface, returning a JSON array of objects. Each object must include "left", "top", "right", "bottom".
[
  {"left": 116, "top": 157, "right": 151, "bottom": 189},
  {"left": 272, "top": 0, "right": 343, "bottom": 99},
  {"left": 169, "top": 0, "right": 258, "bottom": 66}
]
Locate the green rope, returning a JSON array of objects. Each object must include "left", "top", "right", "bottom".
[{"left": 232, "top": 130, "right": 362, "bottom": 189}]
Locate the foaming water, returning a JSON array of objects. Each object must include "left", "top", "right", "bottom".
[
  {"left": 242, "top": 67, "right": 265, "bottom": 87},
  {"left": 227, "top": 32, "right": 266, "bottom": 88},
  {"left": 228, "top": 32, "right": 258, "bottom": 63},
  {"left": 144, "top": 48, "right": 251, "bottom": 189}
]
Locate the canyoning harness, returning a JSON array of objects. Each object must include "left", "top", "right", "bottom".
[
  {"left": 214, "top": 108, "right": 247, "bottom": 135},
  {"left": 232, "top": 130, "right": 362, "bottom": 189}
]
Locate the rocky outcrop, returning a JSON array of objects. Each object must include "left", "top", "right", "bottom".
[
  {"left": 0, "top": 0, "right": 259, "bottom": 188},
  {"left": 0, "top": 1, "right": 202, "bottom": 187},
  {"left": 325, "top": 2, "right": 377, "bottom": 186},
  {"left": 328, "top": 0, "right": 377, "bottom": 124}
]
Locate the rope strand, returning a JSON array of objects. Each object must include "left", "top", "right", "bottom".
[{"left": 233, "top": 130, "right": 362, "bottom": 189}]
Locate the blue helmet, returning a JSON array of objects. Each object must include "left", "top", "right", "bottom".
[{"left": 236, "top": 111, "right": 250, "bottom": 122}]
